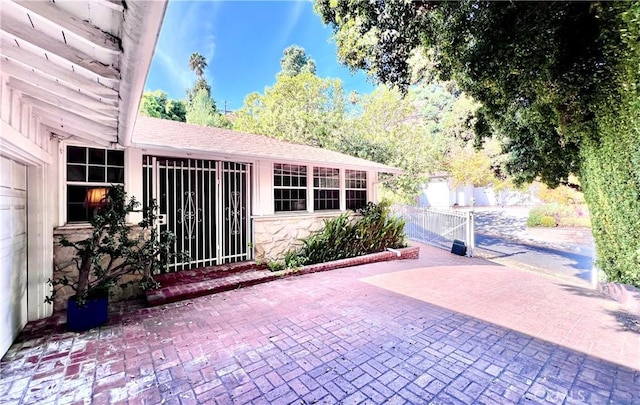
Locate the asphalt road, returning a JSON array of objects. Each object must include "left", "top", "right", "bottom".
[{"left": 472, "top": 207, "right": 595, "bottom": 285}]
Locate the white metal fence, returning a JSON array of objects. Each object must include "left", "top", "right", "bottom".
[{"left": 394, "top": 205, "right": 475, "bottom": 256}]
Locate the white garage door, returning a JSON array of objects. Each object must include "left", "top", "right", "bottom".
[{"left": 0, "top": 155, "right": 28, "bottom": 357}]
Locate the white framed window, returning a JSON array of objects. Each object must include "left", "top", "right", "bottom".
[
  {"left": 273, "top": 163, "right": 307, "bottom": 212},
  {"left": 66, "top": 145, "right": 125, "bottom": 222},
  {"left": 313, "top": 167, "right": 340, "bottom": 210},
  {"left": 346, "top": 169, "right": 367, "bottom": 210}
]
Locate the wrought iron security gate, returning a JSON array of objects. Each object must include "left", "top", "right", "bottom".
[{"left": 143, "top": 156, "right": 250, "bottom": 273}]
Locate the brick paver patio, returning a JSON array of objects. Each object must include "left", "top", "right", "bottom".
[{"left": 1, "top": 243, "right": 638, "bottom": 404}]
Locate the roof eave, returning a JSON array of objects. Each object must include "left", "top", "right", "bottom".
[
  {"left": 117, "top": 1, "right": 168, "bottom": 147},
  {"left": 131, "top": 141, "right": 403, "bottom": 174}
]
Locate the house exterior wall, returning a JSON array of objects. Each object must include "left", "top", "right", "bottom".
[
  {"left": 48, "top": 146, "right": 382, "bottom": 307},
  {"left": 251, "top": 160, "right": 377, "bottom": 260},
  {"left": 253, "top": 213, "right": 338, "bottom": 261},
  {"left": 0, "top": 75, "right": 56, "bottom": 357}
]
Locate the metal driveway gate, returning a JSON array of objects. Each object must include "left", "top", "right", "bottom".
[
  {"left": 143, "top": 156, "right": 250, "bottom": 273},
  {"left": 394, "top": 204, "right": 475, "bottom": 256}
]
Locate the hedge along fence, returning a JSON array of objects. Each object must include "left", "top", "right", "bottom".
[{"left": 579, "top": 3, "right": 640, "bottom": 287}]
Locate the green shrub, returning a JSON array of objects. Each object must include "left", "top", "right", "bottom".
[
  {"left": 527, "top": 211, "right": 543, "bottom": 227},
  {"left": 267, "top": 260, "right": 284, "bottom": 272},
  {"left": 578, "top": 3, "right": 640, "bottom": 287},
  {"left": 540, "top": 216, "right": 557, "bottom": 227},
  {"left": 286, "top": 200, "right": 407, "bottom": 266}
]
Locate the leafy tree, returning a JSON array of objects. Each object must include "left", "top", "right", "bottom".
[
  {"left": 316, "top": 1, "right": 640, "bottom": 285},
  {"left": 188, "top": 52, "right": 208, "bottom": 78},
  {"left": 164, "top": 99, "right": 187, "bottom": 122},
  {"left": 186, "top": 78, "right": 215, "bottom": 109},
  {"left": 233, "top": 72, "right": 344, "bottom": 147},
  {"left": 333, "top": 86, "right": 448, "bottom": 202},
  {"left": 186, "top": 88, "right": 231, "bottom": 129},
  {"left": 279, "top": 45, "right": 317, "bottom": 77},
  {"left": 139, "top": 90, "right": 186, "bottom": 122}
]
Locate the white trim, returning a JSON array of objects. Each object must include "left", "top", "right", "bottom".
[
  {"left": 117, "top": 1, "right": 168, "bottom": 147},
  {"left": 58, "top": 141, "right": 126, "bottom": 225},
  {"left": 0, "top": 119, "right": 52, "bottom": 165}
]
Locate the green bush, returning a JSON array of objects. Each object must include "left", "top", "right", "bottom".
[
  {"left": 283, "top": 200, "right": 407, "bottom": 267},
  {"left": 578, "top": 3, "right": 640, "bottom": 287},
  {"left": 527, "top": 211, "right": 543, "bottom": 227},
  {"left": 540, "top": 216, "right": 557, "bottom": 227}
]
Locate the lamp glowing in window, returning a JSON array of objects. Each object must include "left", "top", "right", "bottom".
[{"left": 84, "top": 187, "right": 109, "bottom": 209}]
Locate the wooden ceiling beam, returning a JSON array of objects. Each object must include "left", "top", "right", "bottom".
[
  {"left": 0, "top": 13, "right": 119, "bottom": 80},
  {"left": 0, "top": 61, "right": 118, "bottom": 112},
  {"left": 11, "top": 79, "right": 116, "bottom": 124},
  {"left": 31, "top": 104, "right": 118, "bottom": 142},
  {"left": 0, "top": 38, "right": 119, "bottom": 99},
  {"left": 9, "top": 1, "right": 121, "bottom": 55},
  {"left": 43, "top": 124, "right": 115, "bottom": 148}
]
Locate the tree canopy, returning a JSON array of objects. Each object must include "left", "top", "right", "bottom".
[
  {"left": 139, "top": 90, "right": 186, "bottom": 122},
  {"left": 233, "top": 71, "right": 344, "bottom": 147},
  {"left": 186, "top": 88, "right": 231, "bottom": 129},
  {"left": 315, "top": 0, "right": 640, "bottom": 286},
  {"left": 279, "top": 45, "right": 317, "bottom": 77}
]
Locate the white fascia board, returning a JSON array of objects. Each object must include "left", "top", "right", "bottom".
[{"left": 117, "top": 1, "right": 168, "bottom": 147}]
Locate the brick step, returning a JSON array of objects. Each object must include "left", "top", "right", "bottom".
[
  {"left": 152, "top": 261, "right": 267, "bottom": 285},
  {"left": 146, "top": 247, "right": 420, "bottom": 307},
  {"left": 146, "top": 269, "right": 278, "bottom": 306}
]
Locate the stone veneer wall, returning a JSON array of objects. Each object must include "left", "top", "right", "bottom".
[
  {"left": 253, "top": 212, "right": 349, "bottom": 261},
  {"left": 52, "top": 226, "right": 148, "bottom": 311}
]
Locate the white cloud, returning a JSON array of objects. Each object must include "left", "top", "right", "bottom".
[{"left": 277, "top": 1, "right": 305, "bottom": 47}]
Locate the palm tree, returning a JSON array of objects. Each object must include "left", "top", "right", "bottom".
[{"left": 188, "top": 52, "right": 207, "bottom": 78}]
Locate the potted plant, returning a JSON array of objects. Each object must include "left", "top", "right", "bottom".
[{"left": 47, "top": 185, "right": 181, "bottom": 331}]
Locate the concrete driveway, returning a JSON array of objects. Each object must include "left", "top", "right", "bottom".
[
  {"left": 473, "top": 207, "right": 596, "bottom": 284},
  {"left": 1, "top": 243, "right": 638, "bottom": 404}
]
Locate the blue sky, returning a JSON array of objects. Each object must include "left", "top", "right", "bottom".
[{"left": 144, "top": 0, "right": 375, "bottom": 111}]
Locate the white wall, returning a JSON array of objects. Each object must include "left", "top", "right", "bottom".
[
  {"left": 420, "top": 179, "right": 452, "bottom": 208},
  {"left": 0, "top": 75, "right": 55, "bottom": 357}
]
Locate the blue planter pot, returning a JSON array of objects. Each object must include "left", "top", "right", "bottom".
[{"left": 66, "top": 295, "right": 109, "bottom": 331}]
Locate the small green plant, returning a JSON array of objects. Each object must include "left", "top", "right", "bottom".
[
  {"left": 283, "top": 249, "right": 307, "bottom": 271},
  {"left": 540, "top": 215, "right": 557, "bottom": 227},
  {"left": 267, "top": 260, "right": 285, "bottom": 272},
  {"left": 47, "top": 185, "right": 185, "bottom": 306},
  {"left": 527, "top": 211, "right": 543, "bottom": 227}
]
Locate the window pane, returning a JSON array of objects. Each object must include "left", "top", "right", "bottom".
[
  {"left": 107, "top": 168, "right": 124, "bottom": 183},
  {"left": 88, "top": 148, "right": 106, "bottom": 164},
  {"left": 67, "top": 146, "right": 86, "bottom": 163},
  {"left": 66, "top": 148, "right": 124, "bottom": 223},
  {"left": 67, "top": 203, "right": 89, "bottom": 222},
  {"left": 67, "top": 165, "right": 85, "bottom": 182},
  {"left": 346, "top": 190, "right": 367, "bottom": 210},
  {"left": 314, "top": 189, "right": 339, "bottom": 211},
  {"left": 274, "top": 163, "right": 308, "bottom": 212},
  {"left": 88, "top": 166, "right": 105, "bottom": 182},
  {"left": 68, "top": 185, "right": 89, "bottom": 203},
  {"left": 67, "top": 185, "right": 92, "bottom": 222},
  {"left": 107, "top": 150, "right": 124, "bottom": 166}
]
